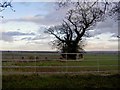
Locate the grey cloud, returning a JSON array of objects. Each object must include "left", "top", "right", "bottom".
[
  {"left": 4, "top": 11, "right": 65, "bottom": 26},
  {"left": 1, "top": 26, "right": 51, "bottom": 43},
  {"left": 2, "top": 31, "right": 35, "bottom": 36},
  {"left": 21, "top": 36, "right": 47, "bottom": 41},
  {"left": 94, "top": 18, "right": 118, "bottom": 36},
  {"left": 3, "top": 4, "right": 67, "bottom": 26},
  {"left": 2, "top": 15, "right": 62, "bottom": 26},
  {"left": 32, "top": 35, "right": 48, "bottom": 40},
  {"left": 21, "top": 34, "right": 50, "bottom": 41},
  {"left": 2, "top": 3, "right": 118, "bottom": 39},
  {"left": 1, "top": 31, "right": 35, "bottom": 42},
  {"left": 87, "top": 17, "right": 118, "bottom": 38},
  {"left": 21, "top": 37, "right": 32, "bottom": 41},
  {"left": 1, "top": 33, "right": 13, "bottom": 42}
]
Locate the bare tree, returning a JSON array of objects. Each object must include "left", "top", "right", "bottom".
[
  {"left": 45, "top": 1, "right": 109, "bottom": 59},
  {"left": 109, "top": 1, "right": 120, "bottom": 20},
  {"left": 0, "top": 0, "right": 15, "bottom": 18}
]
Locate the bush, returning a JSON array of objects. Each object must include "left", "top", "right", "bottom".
[{"left": 29, "top": 56, "right": 34, "bottom": 59}]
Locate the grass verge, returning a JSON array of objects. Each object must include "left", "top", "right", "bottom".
[{"left": 2, "top": 74, "right": 120, "bottom": 89}]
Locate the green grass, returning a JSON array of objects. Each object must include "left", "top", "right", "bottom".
[
  {"left": 2, "top": 53, "right": 119, "bottom": 89},
  {"left": 2, "top": 74, "right": 120, "bottom": 89},
  {"left": 3, "top": 54, "right": 118, "bottom": 66},
  {"left": 2, "top": 54, "right": 118, "bottom": 73}
]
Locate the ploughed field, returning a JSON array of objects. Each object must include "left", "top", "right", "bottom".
[{"left": 2, "top": 51, "right": 119, "bottom": 74}]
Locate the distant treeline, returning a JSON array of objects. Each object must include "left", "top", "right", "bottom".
[{"left": 1, "top": 50, "right": 119, "bottom": 54}]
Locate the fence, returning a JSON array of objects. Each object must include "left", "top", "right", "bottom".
[{"left": 2, "top": 51, "right": 119, "bottom": 74}]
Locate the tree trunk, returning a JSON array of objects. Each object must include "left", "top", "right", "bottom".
[{"left": 61, "top": 41, "right": 79, "bottom": 60}]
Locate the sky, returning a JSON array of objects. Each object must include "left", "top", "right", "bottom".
[{"left": 0, "top": 1, "right": 119, "bottom": 51}]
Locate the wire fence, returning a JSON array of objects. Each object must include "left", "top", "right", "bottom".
[{"left": 2, "top": 51, "right": 119, "bottom": 74}]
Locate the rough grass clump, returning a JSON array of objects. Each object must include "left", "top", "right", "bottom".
[{"left": 2, "top": 74, "right": 120, "bottom": 89}]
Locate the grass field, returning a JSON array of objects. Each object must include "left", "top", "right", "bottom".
[
  {"left": 2, "top": 52, "right": 119, "bottom": 89},
  {"left": 2, "top": 53, "right": 119, "bottom": 74}
]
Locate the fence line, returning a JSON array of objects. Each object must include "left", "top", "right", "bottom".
[
  {"left": 2, "top": 65, "right": 118, "bottom": 68},
  {"left": 2, "top": 59, "right": 118, "bottom": 62}
]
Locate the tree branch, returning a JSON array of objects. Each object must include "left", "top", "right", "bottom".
[
  {"left": 48, "top": 28, "right": 65, "bottom": 42},
  {"left": 63, "top": 20, "right": 73, "bottom": 41}
]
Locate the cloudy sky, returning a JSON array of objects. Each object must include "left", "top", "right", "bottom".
[{"left": 0, "top": 1, "right": 119, "bottom": 51}]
